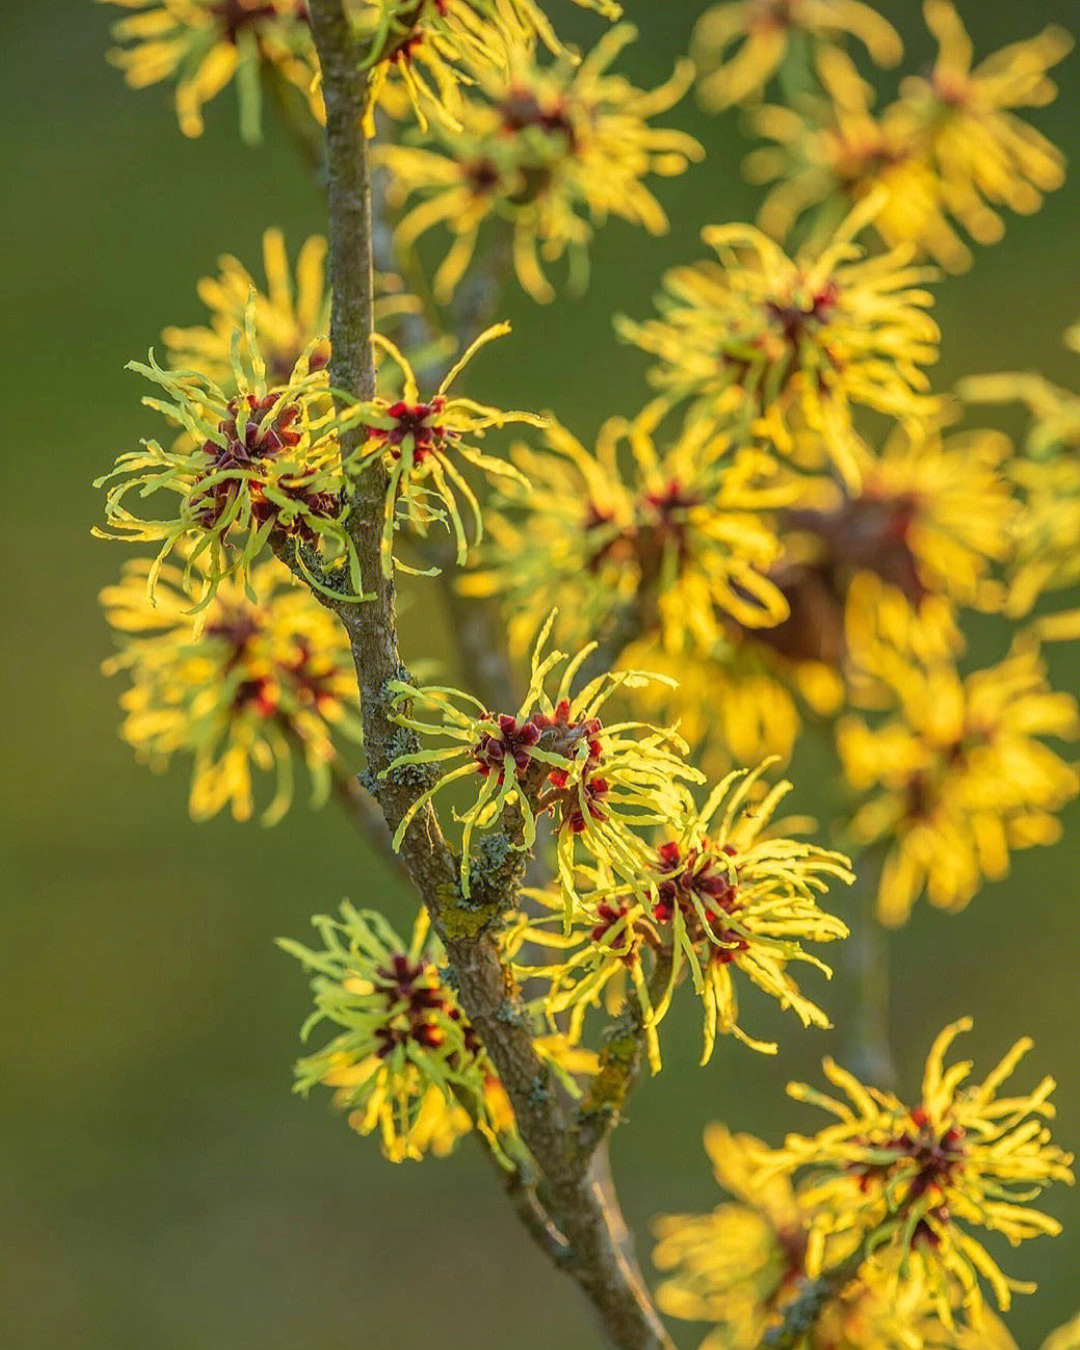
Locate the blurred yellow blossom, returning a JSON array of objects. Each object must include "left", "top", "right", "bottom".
[
  {"left": 744, "top": 48, "right": 975, "bottom": 270},
  {"left": 378, "top": 26, "right": 702, "bottom": 302},
  {"left": 618, "top": 198, "right": 940, "bottom": 487},
  {"left": 462, "top": 402, "right": 794, "bottom": 659},
  {"left": 742, "top": 0, "right": 1071, "bottom": 271},
  {"left": 100, "top": 0, "right": 319, "bottom": 140},
  {"left": 960, "top": 324, "right": 1080, "bottom": 619},
  {"left": 652, "top": 1124, "right": 818, "bottom": 1347},
  {"left": 837, "top": 619, "right": 1079, "bottom": 925},
  {"left": 897, "top": 2, "right": 1071, "bottom": 252},
  {"left": 161, "top": 228, "right": 420, "bottom": 389},
  {"left": 101, "top": 552, "right": 363, "bottom": 823},
  {"left": 692, "top": 0, "right": 902, "bottom": 111}
]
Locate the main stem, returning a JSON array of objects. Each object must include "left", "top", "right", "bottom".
[{"left": 306, "top": 4, "right": 673, "bottom": 1346}]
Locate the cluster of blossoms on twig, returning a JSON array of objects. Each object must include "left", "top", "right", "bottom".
[
  {"left": 281, "top": 902, "right": 597, "bottom": 1161},
  {"left": 384, "top": 614, "right": 702, "bottom": 903},
  {"left": 94, "top": 311, "right": 361, "bottom": 605},
  {"left": 101, "top": 551, "right": 363, "bottom": 822},
  {"left": 280, "top": 903, "right": 509, "bottom": 1161},
  {"left": 655, "top": 1024, "right": 1075, "bottom": 1347},
  {"left": 93, "top": 0, "right": 1080, "bottom": 1346},
  {"left": 508, "top": 762, "right": 851, "bottom": 1068},
  {"left": 378, "top": 24, "right": 703, "bottom": 302}
]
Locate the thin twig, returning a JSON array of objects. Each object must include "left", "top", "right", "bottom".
[
  {"left": 574, "top": 952, "right": 673, "bottom": 1173},
  {"left": 759, "top": 1251, "right": 864, "bottom": 1349}
]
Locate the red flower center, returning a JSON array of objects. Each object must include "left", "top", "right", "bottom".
[
  {"left": 372, "top": 396, "right": 451, "bottom": 463},
  {"left": 203, "top": 393, "right": 302, "bottom": 470},
  {"left": 764, "top": 280, "right": 840, "bottom": 345},
  {"left": 473, "top": 714, "right": 543, "bottom": 783},
  {"left": 653, "top": 840, "right": 744, "bottom": 957},
  {"left": 371, "top": 952, "right": 479, "bottom": 1059}
]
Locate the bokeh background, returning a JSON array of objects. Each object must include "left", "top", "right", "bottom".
[{"left": 4, "top": 1, "right": 1079, "bottom": 1346}]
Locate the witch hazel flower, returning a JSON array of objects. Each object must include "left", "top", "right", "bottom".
[{"left": 384, "top": 612, "right": 701, "bottom": 904}]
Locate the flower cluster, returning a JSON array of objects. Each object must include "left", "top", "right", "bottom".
[
  {"left": 513, "top": 762, "right": 850, "bottom": 1067},
  {"left": 773, "top": 1022, "right": 1074, "bottom": 1322},
  {"left": 384, "top": 615, "right": 700, "bottom": 902},
  {"left": 100, "top": 0, "right": 320, "bottom": 140},
  {"left": 280, "top": 903, "right": 512, "bottom": 1161},
  {"left": 652, "top": 1124, "right": 929, "bottom": 1350},
  {"left": 838, "top": 617, "right": 1079, "bottom": 926},
  {"left": 692, "top": 0, "right": 903, "bottom": 110},
  {"left": 732, "top": 418, "right": 1017, "bottom": 686},
  {"left": 378, "top": 25, "right": 703, "bottom": 302},
  {"left": 340, "top": 323, "right": 542, "bottom": 576},
  {"left": 652, "top": 1119, "right": 1067, "bottom": 1350},
  {"left": 94, "top": 317, "right": 360, "bottom": 606},
  {"left": 617, "top": 199, "right": 940, "bottom": 487},
  {"left": 101, "top": 552, "right": 363, "bottom": 823},
  {"left": 463, "top": 402, "right": 794, "bottom": 658},
  {"left": 360, "top": 0, "right": 622, "bottom": 133},
  {"left": 738, "top": 3, "right": 1072, "bottom": 271}
]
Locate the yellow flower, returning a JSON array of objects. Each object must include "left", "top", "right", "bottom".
[
  {"left": 653, "top": 1126, "right": 1033, "bottom": 1349},
  {"left": 614, "top": 638, "right": 811, "bottom": 773},
  {"left": 516, "top": 762, "right": 850, "bottom": 1066},
  {"left": 652, "top": 1125, "right": 818, "bottom": 1349},
  {"left": 162, "top": 229, "right": 334, "bottom": 389},
  {"left": 652, "top": 1126, "right": 963, "bottom": 1350},
  {"left": 462, "top": 401, "right": 794, "bottom": 659},
  {"left": 101, "top": 551, "right": 363, "bottom": 824},
  {"left": 743, "top": 49, "right": 977, "bottom": 271},
  {"left": 618, "top": 198, "right": 940, "bottom": 487},
  {"left": 692, "top": 0, "right": 902, "bottom": 111},
  {"left": 1042, "top": 1316, "right": 1080, "bottom": 1350},
  {"left": 280, "top": 903, "right": 512, "bottom": 1162},
  {"left": 896, "top": 2, "right": 1071, "bottom": 252},
  {"left": 776, "top": 1021, "right": 1075, "bottom": 1321},
  {"left": 838, "top": 615, "right": 1079, "bottom": 926},
  {"left": 386, "top": 613, "right": 701, "bottom": 904},
  {"left": 960, "top": 327, "right": 1080, "bottom": 619},
  {"left": 771, "top": 416, "right": 1016, "bottom": 630},
  {"left": 95, "top": 315, "right": 360, "bottom": 606},
  {"left": 341, "top": 323, "right": 542, "bottom": 577},
  {"left": 378, "top": 26, "right": 702, "bottom": 302},
  {"left": 100, "top": 0, "right": 320, "bottom": 141}
]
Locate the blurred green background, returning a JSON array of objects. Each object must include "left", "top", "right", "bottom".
[{"left": 3, "top": 1, "right": 1079, "bottom": 1346}]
